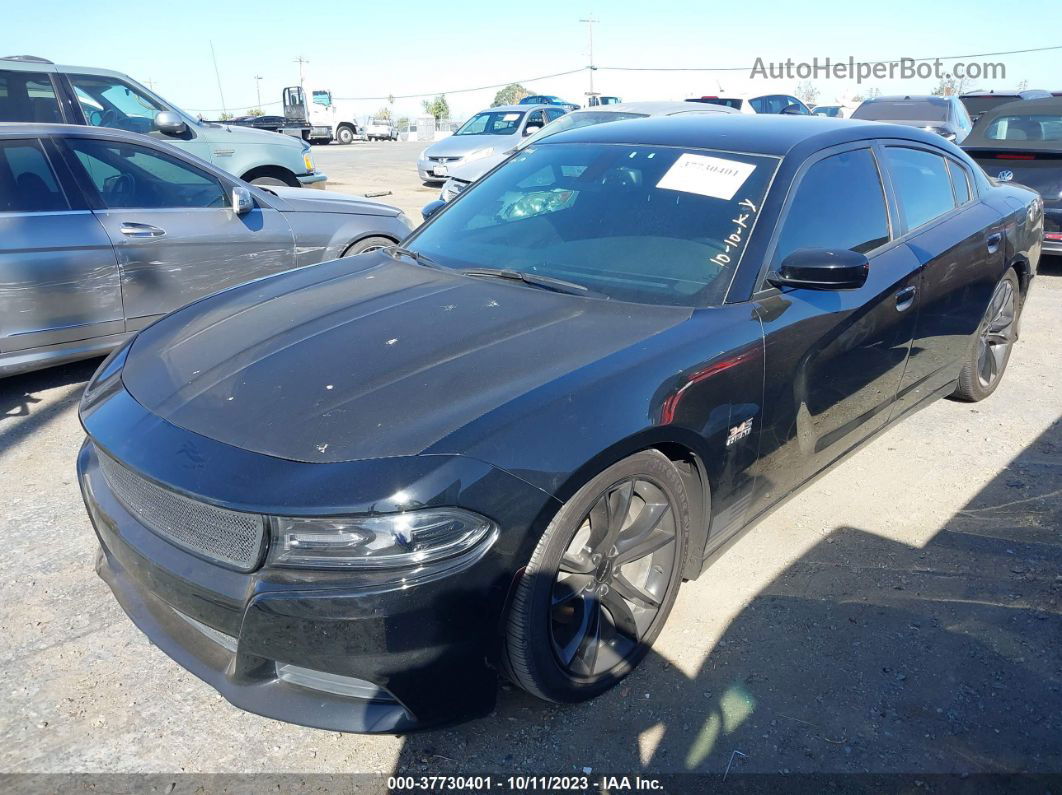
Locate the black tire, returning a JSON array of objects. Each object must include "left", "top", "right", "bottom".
[
  {"left": 504, "top": 450, "right": 689, "bottom": 703},
  {"left": 950, "top": 268, "right": 1021, "bottom": 402},
  {"left": 342, "top": 236, "right": 393, "bottom": 257},
  {"left": 336, "top": 126, "right": 356, "bottom": 145}
]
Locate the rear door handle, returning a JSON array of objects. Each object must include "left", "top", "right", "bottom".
[
  {"left": 120, "top": 222, "right": 166, "bottom": 238},
  {"left": 895, "top": 285, "right": 917, "bottom": 312},
  {"left": 986, "top": 232, "right": 1002, "bottom": 253}
]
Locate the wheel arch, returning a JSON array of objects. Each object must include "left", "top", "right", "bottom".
[
  {"left": 240, "top": 165, "right": 301, "bottom": 187},
  {"left": 1009, "top": 254, "right": 1033, "bottom": 296},
  {"left": 340, "top": 231, "right": 400, "bottom": 257}
]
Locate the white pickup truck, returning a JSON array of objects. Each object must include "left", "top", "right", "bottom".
[{"left": 363, "top": 117, "right": 397, "bottom": 141}]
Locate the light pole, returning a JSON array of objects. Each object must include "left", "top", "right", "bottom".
[
  {"left": 294, "top": 56, "right": 309, "bottom": 94},
  {"left": 579, "top": 17, "right": 598, "bottom": 98},
  {"left": 254, "top": 74, "right": 263, "bottom": 109}
]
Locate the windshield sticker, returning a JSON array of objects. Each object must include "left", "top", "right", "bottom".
[
  {"left": 502, "top": 113, "right": 520, "bottom": 121},
  {"left": 656, "top": 154, "right": 756, "bottom": 200},
  {"left": 710, "top": 198, "right": 759, "bottom": 268}
]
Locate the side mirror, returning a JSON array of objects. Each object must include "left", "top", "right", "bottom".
[
  {"left": 767, "top": 248, "right": 869, "bottom": 290},
  {"left": 523, "top": 124, "right": 543, "bottom": 136},
  {"left": 421, "top": 199, "right": 446, "bottom": 221},
  {"left": 232, "top": 186, "right": 254, "bottom": 215},
  {"left": 780, "top": 104, "right": 805, "bottom": 116},
  {"left": 154, "top": 110, "right": 187, "bottom": 136}
]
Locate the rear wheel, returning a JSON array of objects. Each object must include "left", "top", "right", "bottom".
[
  {"left": 951, "top": 269, "right": 1020, "bottom": 402},
  {"left": 504, "top": 450, "right": 689, "bottom": 703}
]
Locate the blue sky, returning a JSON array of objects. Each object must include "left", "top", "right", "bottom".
[{"left": 4, "top": 0, "right": 1061, "bottom": 120}]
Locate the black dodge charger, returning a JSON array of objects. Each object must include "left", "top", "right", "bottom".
[{"left": 77, "top": 115, "right": 1043, "bottom": 732}]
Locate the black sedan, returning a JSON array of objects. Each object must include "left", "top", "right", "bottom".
[
  {"left": 77, "top": 115, "right": 1043, "bottom": 732},
  {"left": 962, "top": 96, "right": 1062, "bottom": 255},
  {"left": 851, "top": 94, "right": 974, "bottom": 143}
]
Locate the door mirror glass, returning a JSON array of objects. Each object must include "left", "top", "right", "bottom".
[
  {"left": 768, "top": 248, "right": 870, "bottom": 290},
  {"left": 154, "top": 110, "right": 187, "bottom": 136},
  {"left": 421, "top": 199, "right": 446, "bottom": 221},
  {"left": 523, "top": 124, "right": 543, "bottom": 136},
  {"left": 232, "top": 186, "right": 254, "bottom": 215}
]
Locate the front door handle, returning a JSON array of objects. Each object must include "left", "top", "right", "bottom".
[
  {"left": 120, "top": 222, "right": 166, "bottom": 238},
  {"left": 895, "top": 285, "right": 917, "bottom": 312},
  {"left": 986, "top": 232, "right": 1002, "bottom": 254}
]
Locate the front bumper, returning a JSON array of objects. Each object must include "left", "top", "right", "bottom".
[
  {"left": 298, "top": 172, "right": 328, "bottom": 189},
  {"left": 417, "top": 159, "right": 459, "bottom": 181}
]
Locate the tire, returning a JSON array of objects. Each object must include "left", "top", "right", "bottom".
[
  {"left": 950, "top": 268, "right": 1020, "bottom": 402},
  {"left": 248, "top": 175, "right": 292, "bottom": 187},
  {"left": 336, "top": 126, "right": 355, "bottom": 145},
  {"left": 342, "top": 236, "right": 394, "bottom": 257},
  {"left": 504, "top": 450, "right": 689, "bottom": 703}
]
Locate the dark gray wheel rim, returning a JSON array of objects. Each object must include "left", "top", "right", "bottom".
[
  {"left": 550, "top": 477, "right": 678, "bottom": 679},
  {"left": 977, "top": 278, "right": 1016, "bottom": 388}
]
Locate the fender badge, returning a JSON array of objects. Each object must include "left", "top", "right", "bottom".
[{"left": 726, "top": 418, "right": 753, "bottom": 446}]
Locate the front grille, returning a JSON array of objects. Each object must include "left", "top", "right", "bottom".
[
  {"left": 98, "top": 452, "right": 266, "bottom": 571},
  {"left": 429, "top": 156, "right": 461, "bottom": 163}
]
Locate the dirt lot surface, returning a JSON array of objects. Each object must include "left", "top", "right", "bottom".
[{"left": 0, "top": 142, "right": 1059, "bottom": 785}]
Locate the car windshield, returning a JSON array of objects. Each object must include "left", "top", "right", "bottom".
[
  {"left": 853, "top": 101, "right": 949, "bottom": 122},
  {"left": 983, "top": 113, "right": 1062, "bottom": 142},
  {"left": 516, "top": 111, "right": 647, "bottom": 150},
  {"left": 688, "top": 98, "right": 744, "bottom": 109},
  {"left": 409, "top": 142, "right": 779, "bottom": 307},
  {"left": 455, "top": 110, "right": 526, "bottom": 136},
  {"left": 962, "top": 96, "right": 1019, "bottom": 116}
]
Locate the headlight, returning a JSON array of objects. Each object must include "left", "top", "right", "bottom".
[
  {"left": 419, "top": 148, "right": 429, "bottom": 159},
  {"left": 268, "top": 508, "right": 495, "bottom": 569},
  {"left": 303, "top": 152, "right": 315, "bottom": 172},
  {"left": 464, "top": 147, "right": 494, "bottom": 162}
]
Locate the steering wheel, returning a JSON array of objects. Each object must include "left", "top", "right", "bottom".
[
  {"left": 101, "top": 173, "right": 135, "bottom": 205},
  {"left": 97, "top": 109, "right": 119, "bottom": 128}
]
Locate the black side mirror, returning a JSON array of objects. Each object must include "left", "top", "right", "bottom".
[
  {"left": 767, "top": 248, "right": 869, "bottom": 290},
  {"left": 421, "top": 199, "right": 446, "bottom": 221},
  {"left": 780, "top": 104, "right": 805, "bottom": 115}
]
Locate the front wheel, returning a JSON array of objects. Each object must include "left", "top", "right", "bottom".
[
  {"left": 504, "top": 450, "right": 689, "bottom": 703},
  {"left": 336, "top": 126, "right": 355, "bottom": 145},
  {"left": 951, "top": 269, "right": 1020, "bottom": 402},
  {"left": 342, "top": 236, "right": 393, "bottom": 256}
]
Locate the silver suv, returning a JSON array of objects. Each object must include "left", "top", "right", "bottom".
[{"left": 0, "top": 56, "right": 326, "bottom": 188}]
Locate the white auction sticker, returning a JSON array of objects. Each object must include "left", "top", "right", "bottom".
[{"left": 656, "top": 153, "right": 756, "bottom": 200}]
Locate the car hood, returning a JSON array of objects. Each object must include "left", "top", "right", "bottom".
[
  {"left": 264, "top": 186, "right": 401, "bottom": 216},
  {"left": 425, "top": 135, "right": 512, "bottom": 158},
  {"left": 209, "top": 122, "right": 307, "bottom": 149},
  {"left": 120, "top": 255, "right": 689, "bottom": 463},
  {"left": 447, "top": 151, "right": 509, "bottom": 183}
]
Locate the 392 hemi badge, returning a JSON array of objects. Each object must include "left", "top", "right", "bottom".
[{"left": 726, "top": 418, "right": 753, "bottom": 446}]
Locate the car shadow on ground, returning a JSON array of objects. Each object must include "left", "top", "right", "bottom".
[
  {"left": 0, "top": 358, "right": 101, "bottom": 454},
  {"left": 391, "top": 416, "right": 1061, "bottom": 777}
]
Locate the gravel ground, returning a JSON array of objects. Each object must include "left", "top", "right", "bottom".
[{"left": 0, "top": 144, "right": 1059, "bottom": 783}]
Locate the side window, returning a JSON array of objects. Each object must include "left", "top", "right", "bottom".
[
  {"left": 773, "top": 148, "right": 890, "bottom": 264},
  {"left": 67, "top": 74, "right": 164, "bottom": 135},
  {"left": 0, "top": 140, "right": 68, "bottom": 212},
  {"left": 947, "top": 159, "right": 971, "bottom": 204},
  {"left": 0, "top": 70, "right": 62, "bottom": 123},
  {"left": 525, "top": 110, "right": 546, "bottom": 129},
  {"left": 884, "top": 147, "right": 957, "bottom": 231},
  {"left": 544, "top": 108, "right": 566, "bottom": 122},
  {"left": 749, "top": 96, "right": 768, "bottom": 114},
  {"left": 67, "top": 138, "right": 227, "bottom": 210}
]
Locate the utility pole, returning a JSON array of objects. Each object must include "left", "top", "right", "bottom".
[
  {"left": 144, "top": 77, "right": 157, "bottom": 91},
  {"left": 579, "top": 16, "right": 598, "bottom": 97},
  {"left": 294, "top": 56, "right": 309, "bottom": 94},
  {"left": 254, "top": 74, "right": 263, "bottom": 108},
  {"left": 209, "top": 41, "right": 226, "bottom": 116}
]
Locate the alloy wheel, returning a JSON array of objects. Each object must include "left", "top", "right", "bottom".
[
  {"left": 977, "top": 278, "right": 1017, "bottom": 388},
  {"left": 549, "top": 477, "right": 678, "bottom": 678}
]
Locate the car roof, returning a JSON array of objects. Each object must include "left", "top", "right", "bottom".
[
  {"left": 480, "top": 104, "right": 561, "bottom": 113},
  {"left": 0, "top": 121, "right": 149, "bottom": 139},
  {"left": 538, "top": 113, "right": 949, "bottom": 157},
  {"left": 576, "top": 100, "right": 738, "bottom": 116},
  {"left": 864, "top": 95, "right": 951, "bottom": 105}
]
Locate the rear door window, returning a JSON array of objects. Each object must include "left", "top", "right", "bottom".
[
  {"left": 884, "top": 147, "right": 957, "bottom": 230},
  {"left": 0, "top": 70, "right": 62, "bottom": 123},
  {"left": 947, "top": 159, "right": 972, "bottom": 204},
  {"left": 773, "top": 148, "right": 890, "bottom": 264},
  {"left": 0, "top": 140, "right": 68, "bottom": 212}
]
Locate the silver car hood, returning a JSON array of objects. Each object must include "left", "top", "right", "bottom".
[
  {"left": 446, "top": 151, "right": 510, "bottom": 183},
  {"left": 265, "top": 187, "right": 401, "bottom": 217},
  {"left": 425, "top": 134, "right": 513, "bottom": 158}
]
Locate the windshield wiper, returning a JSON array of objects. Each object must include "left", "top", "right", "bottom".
[
  {"left": 460, "top": 267, "right": 602, "bottom": 297},
  {"left": 389, "top": 245, "right": 442, "bottom": 269}
]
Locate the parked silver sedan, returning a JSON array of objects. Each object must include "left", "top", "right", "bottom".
[{"left": 0, "top": 123, "right": 414, "bottom": 377}]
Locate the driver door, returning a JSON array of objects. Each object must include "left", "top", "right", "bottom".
[{"left": 58, "top": 136, "right": 295, "bottom": 329}]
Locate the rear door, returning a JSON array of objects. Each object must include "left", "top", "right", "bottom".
[
  {"left": 883, "top": 144, "right": 1004, "bottom": 417},
  {"left": 58, "top": 135, "right": 295, "bottom": 329},
  {"left": 0, "top": 137, "right": 123, "bottom": 353},
  {"left": 749, "top": 145, "right": 921, "bottom": 515}
]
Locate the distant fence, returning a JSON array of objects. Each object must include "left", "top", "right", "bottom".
[{"left": 396, "top": 117, "right": 460, "bottom": 142}]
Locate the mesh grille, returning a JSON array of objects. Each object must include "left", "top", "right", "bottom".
[{"left": 98, "top": 452, "right": 266, "bottom": 571}]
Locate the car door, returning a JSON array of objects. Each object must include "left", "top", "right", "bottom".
[
  {"left": 0, "top": 137, "right": 124, "bottom": 357},
  {"left": 748, "top": 144, "right": 922, "bottom": 516},
  {"left": 58, "top": 135, "right": 295, "bottom": 330},
  {"left": 883, "top": 144, "right": 1004, "bottom": 418}
]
